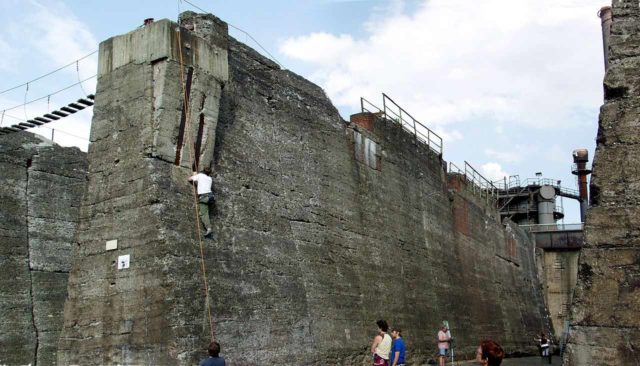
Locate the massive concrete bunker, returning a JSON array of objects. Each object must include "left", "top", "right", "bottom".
[{"left": 51, "top": 12, "right": 550, "bottom": 365}]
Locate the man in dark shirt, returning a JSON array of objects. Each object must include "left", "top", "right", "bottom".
[
  {"left": 390, "top": 328, "right": 406, "bottom": 366},
  {"left": 199, "top": 341, "right": 225, "bottom": 366}
]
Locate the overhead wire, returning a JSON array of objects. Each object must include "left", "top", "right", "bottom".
[
  {"left": 180, "top": 0, "right": 284, "bottom": 69},
  {"left": 23, "top": 83, "right": 30, "bottom": 121},
  {"left": 0, "top": 75, "right": 96, "bottom": 113},
  {"left": 0, "top": 50, "right": 98, "bottom": 95},
  {"left": 76, "top": 61, "right": 88, "bottom": 96}
]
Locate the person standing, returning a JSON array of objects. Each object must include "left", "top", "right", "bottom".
[
  {"left": 437, "top": 325, "right": 451, "bottom": 366},
  {"left": 188, "top": 166, "right": 214, "bottom": 237},
  {"left": 199, "top": 341, "right": 225, "bottom": 366},
  {"left": 370, "top": 320, "right": 392, "bottom": 366},
  {"left": 389, "top": 327, "right": 406, "bottom": 366},
  {"left": 535, "top": 333, "right": 552, "bottom": 364}
]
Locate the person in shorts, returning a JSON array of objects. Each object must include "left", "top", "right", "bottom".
[
  {"left": 437, "top": 325, "right": 450, "bottom": 366},
  {"left": 370, "top": 320, "right": 392, "bottom": 366}
]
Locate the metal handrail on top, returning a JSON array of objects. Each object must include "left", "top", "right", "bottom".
[{"left": 382, "top": 93, "right": 442, "bottom": 156}]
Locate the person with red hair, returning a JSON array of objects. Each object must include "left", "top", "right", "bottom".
[{"left": 475, "top": 340, "right": 505, "bottom": 366}]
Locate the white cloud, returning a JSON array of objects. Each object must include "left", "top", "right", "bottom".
[
  {"left": 280, "top": 0, "right": 604, "bottom": 133},
  {"left": 481, "top": 162, "right": 509, "bottom": 181},
  {"left": 9, "top": 1, "right": 98, "bottom": 91},
  {"left": 0, "top": 0, "right": 97, "bottom": 151},
  {"left": 484, "top": 144, "right": 538, "bottom": 163},
  {"left": 281, "top": 33, "right": 356, "bottom": 65}
]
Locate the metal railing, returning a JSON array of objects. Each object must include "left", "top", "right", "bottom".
[
  {"left": 519, "top": 223, "right": 584, "bottom": 232},
  {"left": 493, "top": 175, "right": 581, "bottom": 200},
  {"left": 449, "top": 161, "right": 499, "bottom": 205},
  {"left": 493, "top": 175, "right": 521, "bottom": 190},
  {"left": 382, "top": 93, "right": 442, "bottom": 155},
  {"left": 360, "top": 94, "right": 442, "bottom": 156},
  {"left": 501, "top": 204, "right": 564, "bottom": 215},
  {"left": 361, "top": 97, "right": 383, "bottom": 115}
]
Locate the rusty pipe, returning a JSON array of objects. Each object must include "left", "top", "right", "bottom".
[
  {"left": 573, "top": 149, "right": 590, "bottom": 223},
  {"left": 598, "top": 6, "right": 612, "bottom": 72}
]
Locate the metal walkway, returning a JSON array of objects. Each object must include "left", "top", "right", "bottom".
[{"left": 0, "top": 94, "right": 94, "bottom": 135}]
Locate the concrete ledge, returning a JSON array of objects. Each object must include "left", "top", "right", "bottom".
[{"left": 98, "top": 19, "right": 228, "bottom": 82}]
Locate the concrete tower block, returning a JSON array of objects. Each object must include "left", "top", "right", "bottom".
[
  {"left": 57, "top": 18, "right": 228, "bottom": 365},
  {"left": 564, "top": 1, "right": 640, "bottom": 364}
]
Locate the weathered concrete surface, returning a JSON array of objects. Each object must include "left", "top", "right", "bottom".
[
  {"left": 57, "top": 16, "right": 227, "bottom": 365},
  {"left": 537, "top": 249, "right": 579, "bottom": 339},
  {"left": 200, "top": 22, "right": 550, "bottom": 364},
  {"left": 564, "top": 1, "right": 640, "bottom": 365},
  {"left": 0, "top": 132, "right": 86, "bottom": 365},
  {"left": 57, "top": 13, "right": 551, "bottom": 365}
]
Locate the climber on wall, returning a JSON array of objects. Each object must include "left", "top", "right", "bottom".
[{"left": 188, "top": 166, "right": 214, "bottom": 237}]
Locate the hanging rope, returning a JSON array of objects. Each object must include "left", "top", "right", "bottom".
[
  {"left": 0, "top": 75, "right": 96, "bottom": 113},
  {"left": 0, "top": 50, "right": 97, "bottom": 96},
  {"left": 76, "top": 61, "right": 88, "bottom": 96},
  {"left": 180, "top": 0, "right": 284, "bottom": 69},
  {"left": 23, "top": 83, "right": 30, "bottom": 121},
  {"left": 175, "top": 22, "right": 216, "bottom": 343}
]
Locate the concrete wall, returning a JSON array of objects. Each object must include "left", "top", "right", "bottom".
[
  {"left": 0, "top": 132, "right": 87, "bottom": 365},
  {"left": 56, "top": 13, "right": 551, "bottom": 365},
  {"left": 537, "top": 249, "right": 579, "bottom": 339},
  {"left": 57, "top": 17, "right": 228, "bottom": 365},
  {"left": 564, "top": 1, "right": 640, "bottom": 365}
]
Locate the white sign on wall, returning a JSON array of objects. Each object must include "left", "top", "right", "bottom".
[
  {"left": 117, "top": 254, "right": 130, "bottom": 270},
  {"left": 106, "top": 239, "right": 118, "bottom": 251}
]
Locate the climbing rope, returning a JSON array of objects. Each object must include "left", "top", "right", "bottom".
[{"left": 175, "top": 22, "right": 216, "bottom": 343}]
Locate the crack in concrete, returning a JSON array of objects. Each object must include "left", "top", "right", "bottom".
[{"left": 25, "top": 157, "right": 39, "bottom": 366}]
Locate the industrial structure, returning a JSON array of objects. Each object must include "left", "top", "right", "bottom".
[{"left": 493, "top": 149, "right": 591, "bottom": 347}]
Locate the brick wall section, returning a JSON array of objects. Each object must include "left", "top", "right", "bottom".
[{"left": 350, "top": 112, "right": 376, "bottom": 131}]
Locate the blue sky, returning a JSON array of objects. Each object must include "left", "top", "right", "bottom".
[{"left": 0, "top": 0, "right": 607, "bottom": 223}]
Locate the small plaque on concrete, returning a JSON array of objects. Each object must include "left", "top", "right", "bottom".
[
  {"left": 117, "top": 254, "right": 130, "bottom": 270},
  {"left": 106, "top": 239, "right": 118, "bottom": 251}
]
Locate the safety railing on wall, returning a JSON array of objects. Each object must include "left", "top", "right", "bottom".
[
  {"left": 382, "top": 93, "right": 442, "bottom": 156},
  {"left": 463, "top": 161, "right": 499, "bottom": 204},
  {"left": 493, "top": 175, "right": 581, "bottom": 200},
  {"left": 500, "top": 203, "right": 564, "bottom": 216},
  {"left": 519, "top": 223, "right": 584, "bottom": 232},
  {"left": 493, "top": 175, "right": 521, "bottom": 191},
  {"left": 448, "top": 161, "right": 499, "bottom": 205},
  {"left": 361, "top": 97, "right": 383, "bottom": 115},
  {"left": 360, "top": 94, "right": 442, "bottom": 156}
]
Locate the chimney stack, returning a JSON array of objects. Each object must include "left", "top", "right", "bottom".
[
  {"left": 572, "top": 149, "right": 591, "bottom": 223},
  {"left": 598, "top": 6, "right": 613, "bottom": 72}
]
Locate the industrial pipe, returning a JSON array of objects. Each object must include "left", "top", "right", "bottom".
[
  {"left": 598, "top": 6, "right": 612, "bottom": 72},
  {"left": 572, "top": 149, "right": 591, "bottom": 223},
  {"left": 537, "top": 185, "right": 557, "bottom": 225}
]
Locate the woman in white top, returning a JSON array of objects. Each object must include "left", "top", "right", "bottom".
[{"left": 370, "top": 320, "right": 392, "bottom": 366}]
